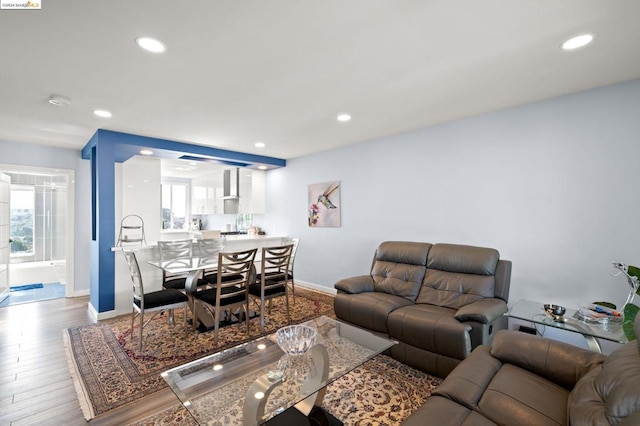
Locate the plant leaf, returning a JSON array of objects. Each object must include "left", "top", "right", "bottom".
[
  {"left": 593, "top": 301, "right": 617, "bottom": 310},
  {"left": 623, "top": 303, "right": 639, "bottom": 342},
  {"left": 627, "top": 265, "right": 640, "bottom": 296}
]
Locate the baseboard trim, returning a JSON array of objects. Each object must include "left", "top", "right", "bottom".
[
  {"left": 88, "top": 303, "right": 119, "bottom": 321},
  {"left": 296, "top": 280, "right": 337, "bottom": 295}
]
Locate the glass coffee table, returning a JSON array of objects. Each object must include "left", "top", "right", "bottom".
[
  {"left": 161, "top": 316, "right": 396, "bottom": 425},
  {"left": 506, "top": 299, "right": 627, "bottom": 353}
]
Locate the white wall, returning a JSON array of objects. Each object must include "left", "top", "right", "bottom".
[
  {"left": 0, "top": 141, "right": 91, "bottom": 295},
  {"left": 265, "top": 79, "right": 640, "bottom": 318}
]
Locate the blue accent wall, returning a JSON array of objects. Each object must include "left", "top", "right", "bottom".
[{"left": 82, "top": 129, "right": 286, "bottom": 314}]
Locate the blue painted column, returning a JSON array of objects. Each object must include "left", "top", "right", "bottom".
[{"left": 87, "top": 133, "right": 116, "bottom": 313}]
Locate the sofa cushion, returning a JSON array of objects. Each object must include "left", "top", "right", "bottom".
[
  {"left": 429, "top": 343, "right": 570, "bottom": 426},
  {"left": 333, "top": 291, "right": 413, "bottom": 334},
  {"left": 387, "top": 304, "right": 472, "bottom": 359},
  {"left": 427, "top": 243, "right": 499, "bottom": 275},
  {"left": 372, "top": 241, "right": 431, "bottom": 301},
  {"left": 477, "top": 364, "right": 569, "bottom": 425},
  {"left": 569, "top": 341, "right": 640, "bottom": 425},
  {"left": 417, "top": 244, "right": 499, "bottom": 309},
  {"left": 491, "top": 330, "right": 605, "bottom": 390},
  {"left": 417, "top": 269, "right": 496, "bottom": 309},
  {"left": 433, "top": 345, "right": 502, "bottom": 409},
  {"left": 402, "top": 396, "right": 498, "bottom": 426}
]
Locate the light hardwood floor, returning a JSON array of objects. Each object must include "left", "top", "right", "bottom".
[
  {"left": 1, "top": 296, "right": 93, "bottom": 425},
  {"left": 0, "top": 296, "right": 175, "bottom": 426}
]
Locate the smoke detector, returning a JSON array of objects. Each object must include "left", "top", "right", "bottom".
[{"left": 48, "top": 95, "right": 71, "bottom": 107}]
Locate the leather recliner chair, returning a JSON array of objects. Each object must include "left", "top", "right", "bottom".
[
  {"left": 402, "top": 314, "right": 640, "bottom": 425},
  {"left": 334, "top": 241, "right": 511, "bottom": 378}
]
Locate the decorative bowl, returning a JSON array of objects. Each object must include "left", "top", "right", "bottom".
[
  {"left": 276, "top": 325, "right": 317, "bottom": 355},
  {"left": 544, "top": 304, "right": 566, "bottom": 321},
  {"left": 544, "top": 304, "right": 566, "bottom": 317}
]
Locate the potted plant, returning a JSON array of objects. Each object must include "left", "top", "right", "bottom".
[{"left": 609, "top": 262, "right": 640, "bottom": 341}]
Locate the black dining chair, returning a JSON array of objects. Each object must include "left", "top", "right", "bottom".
[
  {"left": 190, "top": 248, "right": 257, "bottom": 343},
  {"left": 122, "top": 249, "right": 188, "bottom": 350},
  {"left": 249, "top": 244, "right": 294, "bottom": 333},
  {"left": 158, "top": 239, "right": 208, "bottom": 291}
]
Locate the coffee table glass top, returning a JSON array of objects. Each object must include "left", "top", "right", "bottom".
[
  {"left": 161, "top": 316, "right": 396, "bottom": 425},
  {"left": 506, "top": 299, "right": 627, "bottom": 344}
]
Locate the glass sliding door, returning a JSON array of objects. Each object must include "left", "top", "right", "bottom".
[{"left": 10, "top": 185, "right": 35, "bottom": 258}]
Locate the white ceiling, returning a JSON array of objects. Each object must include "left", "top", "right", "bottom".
[{"left": 1, "top": 1, "right": 639, "bottom": 160}]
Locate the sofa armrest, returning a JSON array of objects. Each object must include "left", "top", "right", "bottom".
[
  {"left": 454, "top": 298, "right": 507, "bottom": 324},
  {"left": 491, "top": 330, "right": 605, "bottom": 389},
  {"left": 334, "top": 275, "right": 375, "bottom": 294}
]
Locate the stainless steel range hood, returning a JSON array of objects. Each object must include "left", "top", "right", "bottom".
[{"left": 222, "top": 168, "right": 240, "bottom": 214}]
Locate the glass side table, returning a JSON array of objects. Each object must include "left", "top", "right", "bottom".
[{"left": 505, "top": 299, "right": 627, "bottom": 353}]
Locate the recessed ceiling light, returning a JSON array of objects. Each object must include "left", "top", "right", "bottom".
[
  {"left": 337, "top": 113, "right": 351, "bottom": 122},
  {"left": 140, "top": 149, "right": 153, "bottom": 155},
  {"left": 94, "top": 109, "right": 112, "bottom": 118},
  {"left": 48, "top": 95, "right": 71, "bottom": 107},
  {"left": 188, "top": 162, "right": 198, "bottom": 166},
  {"left": 258, "top": 166, "right": 268, "bottom": 170},
  {"left": 254, "top": 141, "right": 266, "bottom": 148},
  {"left": 136, "top": 37, "right": 166, "bottom": 53},
  {"left": 561, "top": 34, "right": 594, "bottom": 50}
]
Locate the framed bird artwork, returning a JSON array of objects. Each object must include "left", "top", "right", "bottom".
[{"left": 308, "top": 181, "right": 341, "bottom": 227}]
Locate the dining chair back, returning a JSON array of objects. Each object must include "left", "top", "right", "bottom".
[
  {"left": 282, "top": 237, "right": 300, "bottom": 304},
  {"left": 249, "top": 244, "right": 294, "bottom": 332},
  {"left": 158, "top": 239, "right": 207, "bottom": 291},
  {"left": 158, "top": 239, "right": 193, "bottom": 268},
  {"left": 197, "top": 237, "right": 226, "bottom": 285},
  {"left": 191, "top": 248, "right": 257, "bottom": 342},
  {"left": 122, "top": 249, "right": 188, "bottom": 350}
]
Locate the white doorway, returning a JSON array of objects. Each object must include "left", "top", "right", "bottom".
[
  {"left": 0, "top": 173, "right": 9, "bottom": 304},
  {"left": 0, "top": 164, "right": 75, "bottom": 301}
]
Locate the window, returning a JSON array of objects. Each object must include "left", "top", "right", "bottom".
[
  {"left": 10, "top": 185, "right": 34, "bottom": 256},
  {"left": 161, "top": 181, "right": 188, "bottom": 230}
]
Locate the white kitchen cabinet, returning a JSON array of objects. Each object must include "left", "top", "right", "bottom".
[
  {"left": 238, "top": 170, "right": 265, "bottom": 214},
  {"left": 192, "top": 169, "right": 265, "bottom": 215},
  {"left": 191, "top": 173, "right": 223, "bottom": 214}
]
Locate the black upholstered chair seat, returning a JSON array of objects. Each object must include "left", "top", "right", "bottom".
[
  {"left": 249, "top": 282, "right": 286, "bottom": 297},
  {"left": 163, "top": 277, "right": 209, "bottom": 290},
  {"left": 203, "top": 272, "right": 244, "bottom": 285},
  {"left": 193, "top": 286, "right": 247, "bottom": 307},
  {"left": 134, "top": 289, "right": 188, "bottom": 309}
]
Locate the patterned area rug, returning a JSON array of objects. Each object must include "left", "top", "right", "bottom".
[
  {"left": 128, "top": 354, "right": 442, "bottom": 426},
  {"left": 64, "top": 287, "right": 334, "bottom": 419}
]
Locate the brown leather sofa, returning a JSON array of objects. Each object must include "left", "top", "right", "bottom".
[
  {"left": 334, "top": 241, "right": 511, "bottom": 378},
  {"left": 403, "top": 314, "right": 640, "bottom": 425}
]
